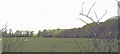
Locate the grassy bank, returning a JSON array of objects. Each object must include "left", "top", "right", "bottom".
[{"left": 2, "top": 38, "right": 118, "bottom": 52}]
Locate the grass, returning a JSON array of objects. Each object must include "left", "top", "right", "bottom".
[{"left": 2, "top": 38, "right": 118, "bottom": 52}]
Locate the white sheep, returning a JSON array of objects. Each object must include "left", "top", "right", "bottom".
[{"left": 25, "top": 39, "right": 28, "bottom": 42}]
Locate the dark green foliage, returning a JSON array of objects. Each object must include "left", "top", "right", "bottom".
[
  {"left": 2, "top": 16, "right": 118, "bottom": 38},
  {"left": 37, "top": 16, "right": 118, "bottom": 38}
]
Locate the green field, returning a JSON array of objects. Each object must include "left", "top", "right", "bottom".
[{"left": 2, "top": 38, "right": 118, "bottom": 52}]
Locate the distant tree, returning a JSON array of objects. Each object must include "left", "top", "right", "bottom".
[
  {"left": 8, "top": 28, "right": 13, "bottom": 36},
  {"left": 41, "top": 29, "right": 48, "bottom": 36},
  {"left": 37, "top": 30, "right": 41, "bottom": 37},
  {"left": 30, "top": 31, "right": 34, "bottom": 36},
  {"left": 14, "top": 30, "right": 20, "bottom": 36},
  {"left": 2, "top": 22, "right": 8, "bottom": 36}
]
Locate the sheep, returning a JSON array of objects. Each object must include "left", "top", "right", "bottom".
[{"left": 25, "top": 39, "right": 28, "bottom": 42}]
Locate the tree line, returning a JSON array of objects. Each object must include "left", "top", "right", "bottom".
[{"left": 2, "top": 16, "right": 119, "bottom": 38}]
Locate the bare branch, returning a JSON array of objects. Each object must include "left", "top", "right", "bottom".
[
  {"left": 78, "top": 18, "right": 88, "bottom": 25},
  {"left": 78, "top": 0, "right": 116, "bottom": 52},
  {"left": 80, "top": 2, "right": 85, "bottom": 15},
  {"left": 87, "top": 0, "right": 97, "bottom": 16},
  {"left": 94, "top": 10, "right": 99, "bottom": 22},
  {"left": 80, "top": 13, "right": 96, "bottom": 24},
  {"left": 79, "top": 0, "right": 98, "bottom": 25},
  {"left": 98, "top": 10, "right": 107, "bottom": 22}
]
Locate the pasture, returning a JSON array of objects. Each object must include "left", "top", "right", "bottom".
[{"left": 2, "top": 38, "right": 118, "bottom": 52}]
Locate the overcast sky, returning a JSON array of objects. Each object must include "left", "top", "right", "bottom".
[{"left": 0, "top": 0, "right": 118, "bottom": 33}]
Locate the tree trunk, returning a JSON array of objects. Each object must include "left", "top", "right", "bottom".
[{"left": 118, "top": 1, "right": 120, "bottom": 17}]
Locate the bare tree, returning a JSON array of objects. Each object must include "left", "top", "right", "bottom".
[
  {"left": 51, "top": 0, "right": 118, "bottom": 52},
  {"left": 78, "top": 0, "right": 118, "bottom": 52}
]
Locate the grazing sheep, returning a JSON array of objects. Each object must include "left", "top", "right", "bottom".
[{"left": 25, "top": 39, "right": 28, "bottom": 42}]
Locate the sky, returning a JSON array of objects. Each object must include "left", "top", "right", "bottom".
[{"left": 0, "top": 0, "right": 118, "bottom": 33}]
